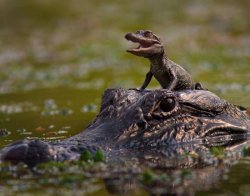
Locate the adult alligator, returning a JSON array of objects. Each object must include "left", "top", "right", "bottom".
[{"left": 0, "top": 88, "right": 249, "bottom": 167}]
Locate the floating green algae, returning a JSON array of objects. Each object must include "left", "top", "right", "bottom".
[{"left": 0, "top": 0, "right": 249, "bottom": 195}]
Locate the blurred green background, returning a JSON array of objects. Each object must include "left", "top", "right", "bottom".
[{"left": 0, "top": 0, "right": 249, "bottom": 195}]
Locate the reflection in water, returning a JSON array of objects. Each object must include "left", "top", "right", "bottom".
[
  {"left": 0, "top": 139, "right": 248, "bottom": 195},
  {"left": 0, "top": 0, "right": 249, "bottom": 195},
  {"left": 104, "top": 139, "right": 249, "bottom": 195}
]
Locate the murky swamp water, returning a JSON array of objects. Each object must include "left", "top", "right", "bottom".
[{"left": 0, "top": 0, "right": 249, "bottom": 195}]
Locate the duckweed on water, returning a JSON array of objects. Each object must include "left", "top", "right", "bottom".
[
  {"left": 80, "top": 149, "right": 105, "bottom": 162},
  {"left": 81, "top": 104, "right": 97, "bottom": 113},
  {"left": 0, "top": 128, "right": 10, "bottom": 137},
  {"left": 80, "top": 150, "right": 93, "bottom": 162},
  {"left": 41, "top": 99, "right": 73, "bottom": 116},
  {"left": 209, "top": 146, "right": 225, "bottom": 158},
  {"left": 141, "top": 169, "right": 171, "bottom": 185},
  {"left": 0, "top": 145, "right": 249, "bottom": 195},
  {"left": 36, "top": 161, "right": 69, "bottom": 173},
  {"left": 243, "top": 146, "right": 250, "bottom": 157},
  {"left": 94, "top": 149, "right": 105, "bottom": 162},
  {"left": 0, "top": 0, "right": 249, "bottom": 195},
  {"left": 0, "top": 102, "right": 39, "bottom": 114},
  {"left": 140, "top": 168, "right": 193, "bottom": 195},
  {"left": 181, "top": 168, "right": 191, "bottom": 178},
  {"left": 141, "top": 170, "right": 154, "bottom": 184}
]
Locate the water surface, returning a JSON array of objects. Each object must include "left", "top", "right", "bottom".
[{"left": 0, "top": 0, "right": 249, "bottom": 195}]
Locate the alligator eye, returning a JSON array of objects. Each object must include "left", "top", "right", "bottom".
[
  {"left": 160, "top": 98, "right": 175, "bottom": 112},
  {"left": 144, "top": 31, "right": 152, "bottom": 37}
]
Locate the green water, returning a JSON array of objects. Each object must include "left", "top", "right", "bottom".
[{"left": 0, "top": 0, "right": 249, "bottom": 195}]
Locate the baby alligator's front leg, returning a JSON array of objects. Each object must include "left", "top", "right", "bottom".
[{"left": 140, "top": 71, "right": 153, "bottom": 90}]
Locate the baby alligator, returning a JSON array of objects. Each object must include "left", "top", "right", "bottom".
[{"left": 125, "top": 30, "right": 203, "bottom": 90}]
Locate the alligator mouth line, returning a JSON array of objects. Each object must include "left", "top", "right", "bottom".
[
  {"left": 204, "top": 127, "right": 248, "bottom": 138},
  {"left": 125, "top": 33, "right": 160, "bottom": 53},
  {"left": 196, "top": 127, "right": 249, "bottom": 147}
]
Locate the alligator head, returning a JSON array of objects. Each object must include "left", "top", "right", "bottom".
[
  {"left": 96, "top": 88, "right": 250, "bottom": 148},
  {"left": 125, "top": 30, "right": 164, "bottom": 58},
  {"left": 0, "top": 88, "right": 249, "bottom": 166}
]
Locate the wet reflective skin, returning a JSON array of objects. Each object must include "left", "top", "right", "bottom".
[
  {"left": 1, "top": 88, "right": 249, "bottom": 167},
  {"left": 0, "top": 1, "right": 249, "bottom": 194}
]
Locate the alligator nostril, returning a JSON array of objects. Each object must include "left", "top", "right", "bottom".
[{"left": 160, "top": 98, "right": 175, "bottom": 112}]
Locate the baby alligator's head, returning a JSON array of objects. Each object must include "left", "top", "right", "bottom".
[{"left": 125, "top": 30, "right": 164, "bottom": 58}]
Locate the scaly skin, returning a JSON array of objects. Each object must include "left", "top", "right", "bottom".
[
  {"left": 0, "top": 88, "right": 249, "bottom": 166},
  {"left": 125, "top": 30, "right": 203, "bottom": 90}
]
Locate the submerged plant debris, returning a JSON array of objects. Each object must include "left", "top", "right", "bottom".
[
  {"left": 0, "top": 145, "right": 249, "bottom": 195},
  {"left": 0, "top": 0, "right": 249, "bottom": 195}
]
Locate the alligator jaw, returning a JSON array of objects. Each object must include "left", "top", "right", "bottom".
[
  {"left": 1, "top": 88, "right": 250, "bottom": 166},
  {"left": 125, "top": 32, "right": 162, "bottom": 56},
  {"left": 201, "top": 125, "right": 249, "bottom": 146},
  {"left": 203, "top": 123, "right": 248, "bottom": 137}
]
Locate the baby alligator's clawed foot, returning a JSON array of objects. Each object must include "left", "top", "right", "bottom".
[
  {"left": 129, "top": 87, "right": 141, "bottom": 91},
  {"left": 129, "top": 88, "right": 151, "bottom": 92}
]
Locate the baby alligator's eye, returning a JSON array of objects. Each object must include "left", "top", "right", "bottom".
[
  {"left": 144, "top": 31, "right": 152, "bottom": 37},
  {"left": 160, "top": 97, "right": 175, "bottom": 112}
]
